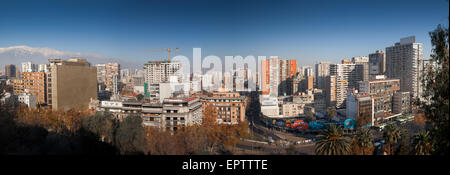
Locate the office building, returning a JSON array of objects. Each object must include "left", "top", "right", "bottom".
[
  {"left": 162, "top": 97, "right": 202, "bottom": 131},
  {"left": 46, "top": 58, "right": 97, "bottom": 110},
  {"left": 99, "top": 97, "right": 202, "bottom": 131}
]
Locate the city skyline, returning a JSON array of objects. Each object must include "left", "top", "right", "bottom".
[{"left": 1, "top": 0, "right": 449, "bottom": 69}]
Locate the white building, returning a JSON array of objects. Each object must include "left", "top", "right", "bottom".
[
  {"left": 260, "top": 95, "right": 281, "bottom": 118},
  {"left": 38, "top": 64, "right": 48, "bottom": 73},
  {"left": 386, "top": 36, "right": 423, "bottom": 99},
  {"left": 18, "top": 92, "right": 37, "bottom": 108},
  {"left": 302, "top": 66, "right": 314, "bottom": 77},
  {"left": 21, "top": 62, "right": 37, "bottom": 72},
  {"left": 159, "top": 82, "right": 190, "bottom": 103},
  {"left": 352, "top": 56, "right": 369, "bottom": 82},
  {"left": 327, "top": 63, "right": 364, "bottom": 108},
  {"left": 315, "top": 62, "right": 332, "bottom": 89},
  {"left": 144, "top": 61, "right": 182, "bottom": 101}
]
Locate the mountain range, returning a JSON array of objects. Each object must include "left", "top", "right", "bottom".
[{"left": 0, "top": 46, "right": 142, "bottom": 71}]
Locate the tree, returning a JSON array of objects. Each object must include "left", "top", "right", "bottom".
[
  {"left": 412, "top": 132, "right": 433, "bottom": 155},
  {"left": 136, "top": 94, "right": 144, "bottom": 102},
  {"left": 353, "top": 128, "right": 374, "bottom": 155},
  {"left": 420, "top": 24, "right": 449, "bottom": 155},
  {"left": 304, "top": 111, "right": 316, "bottom": 123},
  {"left": 115, "top": 115, "right": 146, "bottom": 154},
  {"left": 82, "top": 112, "right": 118, "bottom": 143},
  {"left": 397, "top": 129, "right": 411, "bottom": 155},
  {"left": 382, "top": 124, "right": 401, "bottom": 155},
  {"left": 326, "top": 107, "right": 337, "bottom": 121},
  {"left": 315, "top": 124, "right": 352, "bottom": 155}
]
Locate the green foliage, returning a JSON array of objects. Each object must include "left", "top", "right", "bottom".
[
  {"left": 82, "top": 112, "right": 118, "bottom": 144},
  {"left": 383, "top": 124, "right": 401, "bottom": 155},
  {"left": 421, "top": 24, "right": 450, "bottom": 155},
  {"left": 115, "top": 115, "right": 146, "bottom": 154},
  {"left": 397, "top": 129, "right": 411, "bottom": 155},
  {"left": 304, "top": 111, "right": 316, "bottom": 123},
  {"left": 412, "top": 132, "right": 433, "bottom": 155},
  {"left": 355, "top": 128, "right": 373, "bottom": 150},
  {"left": 136, "top": 94, "right": 144, "bottom": 102},
  {"left": 315, "top": 124, "right": 352, "bottom": 155},
  {"left": 326, "top": 107, "right": 337, "bottom": 121}
]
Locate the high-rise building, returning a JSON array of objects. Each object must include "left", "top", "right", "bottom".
[
  {"left": 260, "top": 58, "right": 296, "bottom": 96},
  {"left": 144, "top": 61, "right": 182, "bottom": 84},
  {"left": 301, "top": 66, "right": 314, "bottom": 77},
  {"left": 300, "top": 75, "right": 314, "bottom": 92},
  {"left": 46, "top": 58, "right": 97, "bottom": 110},
  {"left": 327, "top": 63, "right": 364, "bottom": 108},
  {"left": 21, "top": 62, "right": 38, "bottom": 73},
  {"left": 369, "top": 50, "right": 386, "bottom": 76},
  {"left": 261, "top": 59, "right": 271, "bottom": 95},
  {"left": 5, "top": 64, "right": 17, "bottom": 79},
  {"left": 13, "top": 71, "right": 47, "bottom": 104},
  {"left": 386, "top": 36, "right": 423, "bottom": 99},
  {"left": 325, "top": 75, "right": 337, "bottom": 108},
  {"left": 38, "top": 64, "right": 48, "bottom": 73},
  {"left": 315, "top": 62, "right": 332, "bottom": 89},
  {"left": 144, "top": 61, "right": 182, "bottom": 101},
  {"left": 105, "top": 62, "right": 120, "bottom": 93},
  {"left": 352, "top": 56, "right": 369, "bottom": 82}
]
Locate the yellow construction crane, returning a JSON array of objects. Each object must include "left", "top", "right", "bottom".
[{"left": 140, "top": 48, "right": 179, "bottom": 62}]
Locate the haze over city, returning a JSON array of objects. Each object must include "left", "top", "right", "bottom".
[{"left": 1, "top": 0, "right": 449, "bottom": 165}]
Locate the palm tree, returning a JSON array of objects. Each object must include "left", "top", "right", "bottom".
[
  {"left": 413, "top": 132, "right": 433, "bottom": 155},
  {"left": 383, "top": 124, "right": 401, "bottom": 155},
  {"left": 315, "top": 124, "right": 352, "bottom": 155},
  {"left": 326, "top": 107, "right": 337, "bottom": 121},
  {"left": 355, "top": 128, "right": 374, "bottom": 155}
]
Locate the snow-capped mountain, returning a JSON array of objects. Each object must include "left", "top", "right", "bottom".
[{"left": 0, "top": 46, "right": 141, "bottom": 70}]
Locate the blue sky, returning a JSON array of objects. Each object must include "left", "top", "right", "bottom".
[{"left": 0, "top": 0, "right": 448, "bottom": 67}]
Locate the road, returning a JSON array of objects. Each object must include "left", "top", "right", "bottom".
[{"left": 243, "top": 92, "right": 316, "bottom": 155}]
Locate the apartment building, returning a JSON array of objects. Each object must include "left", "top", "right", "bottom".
[
  {"left": 315, "top": 62, "right": 332, "bottom": 89},
  {"left": 327, "top": 63, "right": 364, "bottom": 108},
  {"left": 386, "top": 36, "right": 423, "bottom": 99},
  {"left": 369, "top": 50, "right": 386, "bottom": 76},
  {"left": 261, "top": 58, "right": 297, "bottom": 96},
  {"left": 12, "top": 71, "right": 47, "bottom": 104},
  {"left": 144, "top": 61, "right": 182, "bottom": 101},
  {"left": 200, "top": 92, "right": 247, "bottom": 124}
]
